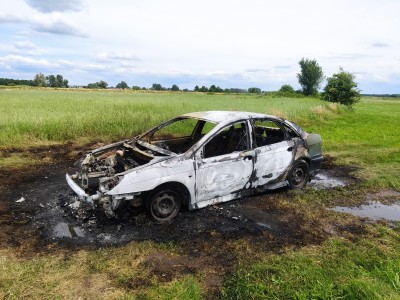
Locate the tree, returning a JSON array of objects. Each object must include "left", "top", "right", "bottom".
[
  {"left": 98, "top": 80, "right": 108, "bottom": 89},
  {"left": 297, "top": 58, "right": 324, "bottom": 96},
  {"left": 171, "top": 84, "right": 179, "bottom": 91},
  {"left": 208, "top": 85, "right": 223, "bottom": 92},
  {"left": 152, "top": 83, "right": 162, "bottom": 91},
  {"left": 132, "top": 86, "right": 141, "bottom": 90},
  {"left": 86, "top": 83, "right": 99, "bottom": 89},
  {"left": 279, "top": 84, "right": 295, "bottom": 93},
  {"left": 321, "top": 68, "right": 361, "bottom": 107},
  {"left": 86, "top": 80, "right": 108, "bottom": 89},
  {"left": 116, "top": 81, "right": 129, "bottom": 89},
  {"left": 62, "top": 79, "right": 69, "bottom": 88},
  {"left": 33, "top": 73, "right": 47, "bottom": 87},
  {"left": 46, "top": 75, "right": 56, "bottom": 87},
  {"left": 199, "top": 86, "right": 208, "bottom": 92},
  {"left": 56, "top": 74, "right": 64, "bottom": 87},
  {"left": 194, "top": 85, "right": 200, "bottom": 92},
  {"left": 248, "top": 87, "right": 261, "bottom": 94}
]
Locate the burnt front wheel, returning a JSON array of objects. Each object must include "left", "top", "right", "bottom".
[
  {"left": 146, "top": 188, "right": 181, "bottom": 222},
  {"left": 287, "top": 160, "right": 310, "bottom": 189}
]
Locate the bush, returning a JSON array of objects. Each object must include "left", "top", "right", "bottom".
[
  {"left": 279, "top": 84, "right": 295, "bottom": 93},
  {"left": 321, "top": 68, "right": 360, "bottom": 107}
]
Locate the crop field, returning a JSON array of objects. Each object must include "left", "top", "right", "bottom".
[{"left": 0, "top": 88, "right": 400, "bottom": 299}]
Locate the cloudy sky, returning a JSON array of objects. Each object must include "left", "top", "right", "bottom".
[{"left": 1, "top": 0, "right": 399, "bottom": 93}]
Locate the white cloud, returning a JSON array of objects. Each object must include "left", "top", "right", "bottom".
[
  {"left": 0, "top": 54, "right": 55, "bottom": 68},
  {"left": 12, "top": 40, "right": 43, "bottom": 55},
  {"left": 0, "top": 0, "right": 399, "bottom": 92},
  {"left": 24, "top": 0, "right": 85, "bottom": 13},
  {"left": 0, "top": 12, "right": 87, "bottom": 37},
  {"left": 13, "top": 40, "right": 36, "bottom": 50},
  {"left": 97, "top": 52, "right": 140, "bottom": 62},
  {"left": 32, "top": 18, "right": 88, "bottom": 37}
]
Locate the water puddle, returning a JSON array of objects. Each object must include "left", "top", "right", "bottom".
[
  {"left": 309, "top": 171, "right": 346, "bottom": 189},
  {"left": 54, "top": 222, "right": 85, "bottom": 238},
  {"left": 332, "top": 201, "right": 400, "bottom": 221}
]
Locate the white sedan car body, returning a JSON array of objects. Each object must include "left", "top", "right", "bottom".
[{"left": 66, "top": 111, "right": 322, "bottom": 221}]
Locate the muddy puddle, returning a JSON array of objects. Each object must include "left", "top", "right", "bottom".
[
  {"left": 309, "top": 169, "right": 347, "bottom": 189},
  {"left": 332, "top": 201, "right": 400, "bottom": 221}
]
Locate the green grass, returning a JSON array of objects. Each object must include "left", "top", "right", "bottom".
[
  {"left": 1, "top": 88, "right": 400, "bottom": 299},
  {"left": 315, "top": 97, "right": 400, "bottom": 188},
  {"left": 0, "top": 88, "right": 330, "bottom": 148},
  {"left": 221, "top": 225, "right": 400, "bottom": 299},
  {"left": 0, "top": 241, "right": 202, "bottom": 300},
  {"left": 1, "top": 88, "right": 399, "bottom": 188}
]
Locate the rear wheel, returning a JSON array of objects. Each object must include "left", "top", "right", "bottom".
[
  {"left": 287, "top": 160, "right": 309, "bottom": 189},
  {"left": 146, "top": 188, "right": 181, "bottom": 222}
]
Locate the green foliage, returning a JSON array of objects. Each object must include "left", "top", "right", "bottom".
[
  {"left": 248, "top": 87, "right": 261, "bottom": 94},
  {"left": 199, "top": 85, "right": 208, "bottom": 92},
  {"left": 86, "top": 80, "right": 108, "bottom": 89},
  {"left": 279, "top": 84, "right": 295, "bottom": 93},
  {"left": 46, "top": 74, "right": 68, "bottom": 88},
  {"left": 0, "top": 78, "right": 34, "bottom": 86},
  {"left": 116, "top": 81, "right": 129, "bottom": 89},
  {"left": 321, "top": 68, "right": 361, "bottom": 107},
  {"left": 33, "top": 73, "right": 47, "bottom": 87},
  {"left": 131, "top": 85, "right": 141, "bottom": 90},
  {"left": 297, "top": 58, "right": 324, "bottom": 96},
  {"left": 171, "top": 84, "right": 180, "bottom": 91},
  {"left": 209, "top": 85, "right": 223, "bottom": 92},
  {"left": 151, "top": 83, "right": 164, "bottom": 91}
]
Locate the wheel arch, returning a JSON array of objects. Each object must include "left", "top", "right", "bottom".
[{"left": 147, "top": 181, "right": 191, "bottom": 207}]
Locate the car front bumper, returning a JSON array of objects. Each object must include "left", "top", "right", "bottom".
[{"left": 65, "top": 173, "right": 99, "bottom": 207}]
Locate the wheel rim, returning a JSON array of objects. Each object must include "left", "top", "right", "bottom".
[
  {"left": 152, "top": 192, "right": 177, "bottom": 218},
  {"left": 292, "top": 166, "right": 305, "bottom": 185}
]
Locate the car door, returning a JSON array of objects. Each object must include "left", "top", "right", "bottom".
[
  {"left": 251, "top": 119, "right": 294, "bottom": 187},
  {"left": 194, "top": 121, "right": 254, "bottom": 205}
]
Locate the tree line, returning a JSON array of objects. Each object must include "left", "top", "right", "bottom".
[{"left": 2, "top": 59, "right": 393, "bottom": 107}]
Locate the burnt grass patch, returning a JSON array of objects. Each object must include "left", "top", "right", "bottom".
[
  {"left": 0, "top": 145, "right": 370, "bottom": 297},
  {"left": 0, "top": 146, "right": 366, "bottom": 252}
]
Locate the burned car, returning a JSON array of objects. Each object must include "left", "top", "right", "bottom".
[{"left": 66, "top": 111, "right": 322, "bottom": 222}]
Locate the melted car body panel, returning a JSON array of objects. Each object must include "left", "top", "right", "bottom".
[{"left": 194, "top": 150, "right": 254, "bottom": 203}]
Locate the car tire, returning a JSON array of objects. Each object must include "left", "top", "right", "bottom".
[
  {"left": 287, "top": 160, "right": 310, "bottom": 189},
  {"left": 146, "top": 187, "right": 181, "bottom": 222}
]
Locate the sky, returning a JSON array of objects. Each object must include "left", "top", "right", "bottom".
[{"left": 1, "top": 0, "right": 399, "bottom": 93}]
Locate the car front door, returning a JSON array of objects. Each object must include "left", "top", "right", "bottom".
[
  {"left": 251, "top": 119, "right": 294, "bottom": 187},
  {"left": 194, "top": 121, "right": 254, "bottom": 205}
]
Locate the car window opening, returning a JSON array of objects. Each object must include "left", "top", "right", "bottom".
[
  {"left": 204, "top": 122, "right": 249, "bottom": 158},
  {"left": 254, "top": 120, "right": 285, "bottom": 147}
]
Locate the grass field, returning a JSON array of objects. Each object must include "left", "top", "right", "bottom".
[
  {"left": 1, "top": 88, "right": 399, "bottom": 188},
  {"left": 1, "top": 88, "right": 400, "bottom": 299}
]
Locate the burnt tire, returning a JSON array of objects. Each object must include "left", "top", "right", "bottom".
[
  {"left": 287, "top": 160, "right": 310, "bottom": 189},
  {"left": 146, "top": 188, "right": 181, "bottom": 222}
]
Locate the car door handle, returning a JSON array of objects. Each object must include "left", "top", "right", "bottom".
[{"left": 287, "top": 147, "right": 293, "bottom": 152}]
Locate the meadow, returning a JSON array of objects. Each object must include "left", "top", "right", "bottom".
[
  {"left": 1, "top": 87, "right": 399, "bottom": 188},
  {"left": 0, "top": 87, "right": 400, "bottom": 299}
]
